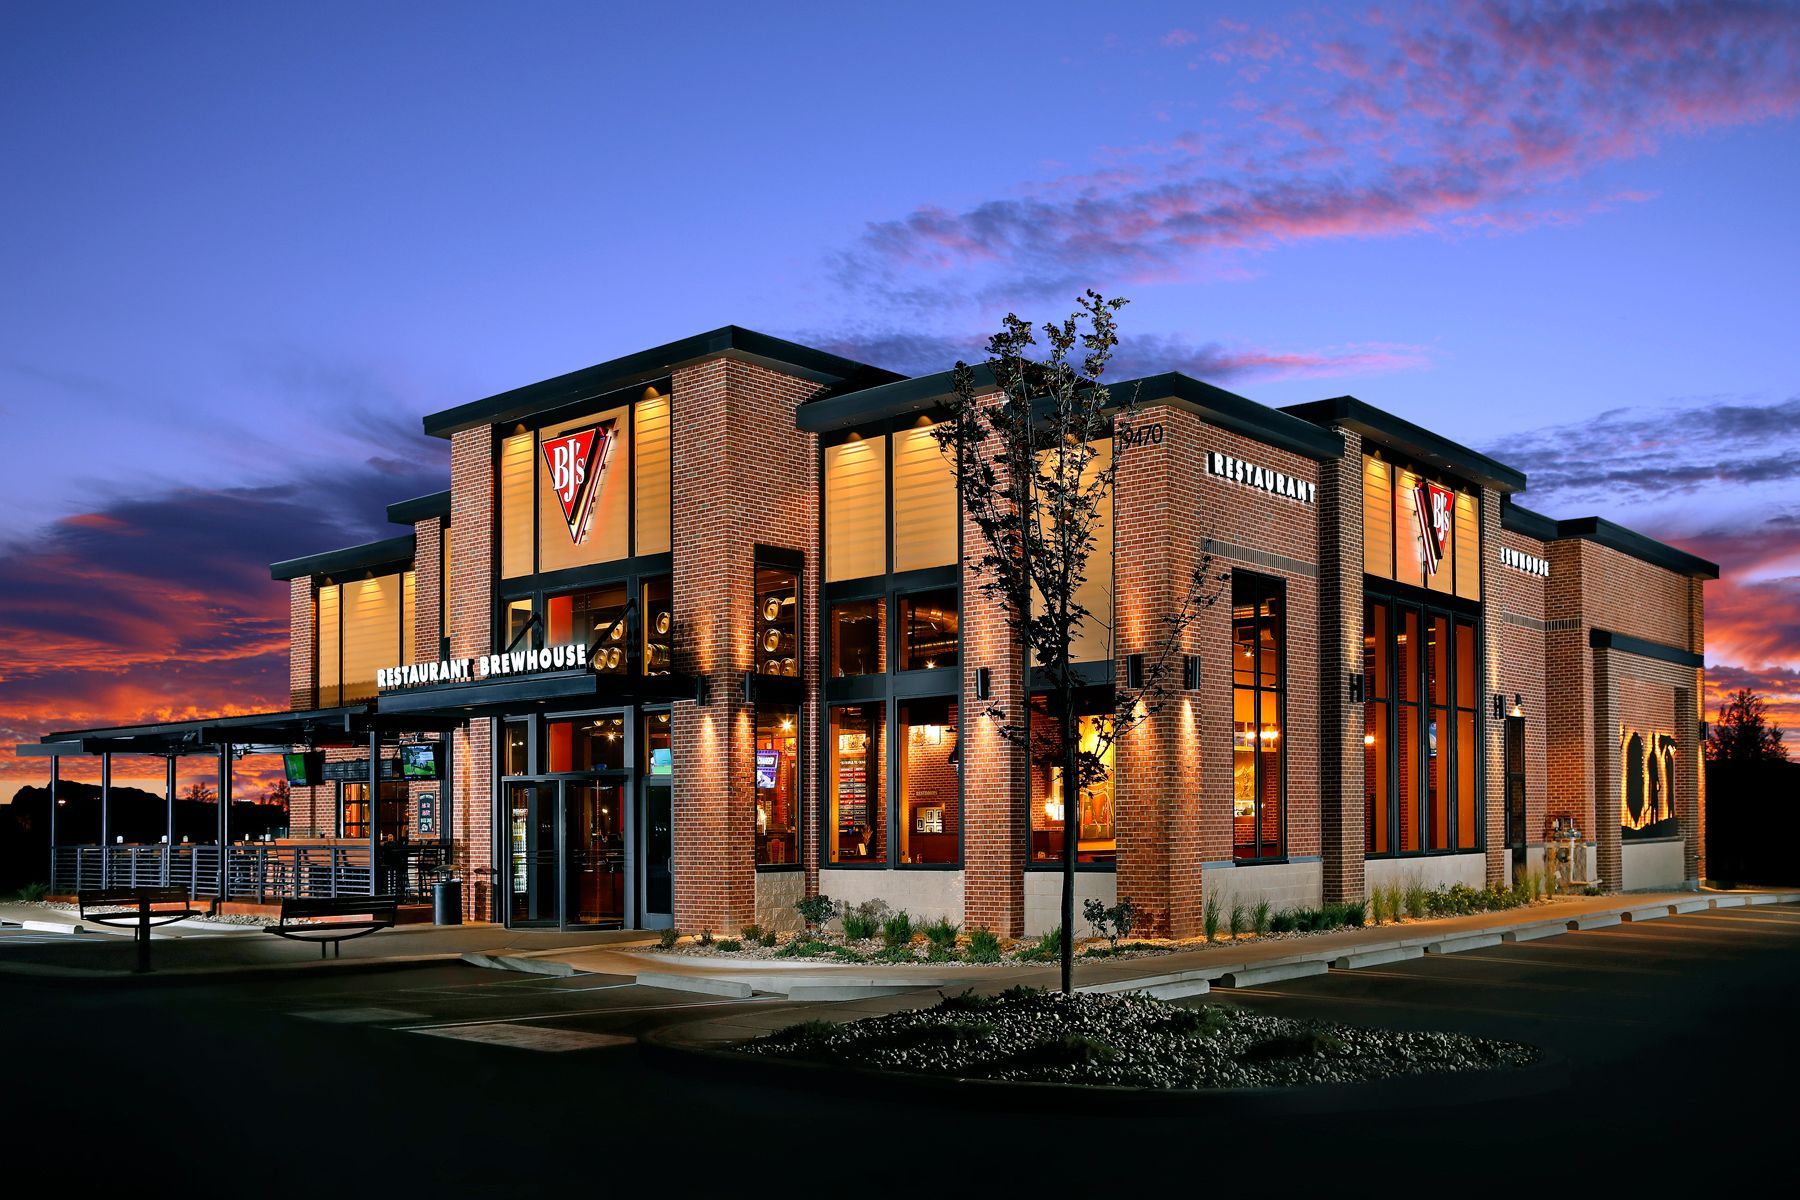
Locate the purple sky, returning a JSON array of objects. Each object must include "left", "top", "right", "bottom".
[{"left": 3, "top": 1, "right": 1798, "bottom": 792}]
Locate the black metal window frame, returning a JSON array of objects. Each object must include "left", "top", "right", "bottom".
[
  {"left": 818, "top": 419, "right": 964, "bottom": 871},
  {"left": 754, "top": 548, "right": 806, "bottom": 873},
  {"left": 312, "top": 569, "right": 412, "bottom": 709},
  {"left": 1364, "top": 448, "right": 1479, "bottom": 597},
  {"left": 1363, "top": 581, "right": 1486, "bottom": 858},
  {"left": 1231, "top": 571, "right": 1288, "bottom": 863}
]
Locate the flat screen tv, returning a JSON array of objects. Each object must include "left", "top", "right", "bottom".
[
  {"left": 283, "top": 751, "right": 322, "bottom": 787},
  {"left": 399, "top": 743, "right": 441, "bottom": 780}
]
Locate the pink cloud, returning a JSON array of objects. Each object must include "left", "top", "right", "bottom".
[{"left": 1162, "top": 28, "right": 1200, "bottom": 48}]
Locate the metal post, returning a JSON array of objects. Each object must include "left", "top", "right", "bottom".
[
  {"left": 368, "top": 730, "right": 380, "bottom": 896},
  {"left": 100, "top": 753, "right": 112, "bottom": 886},
  {"left": 47, "top": 755, "right": 59, "bottom": 890},
  {"left": 217, "top": 745, "right": 232, "bottom": 906},
  {"left": 165, "top": 755, "right": 176, "bottom": 850}
]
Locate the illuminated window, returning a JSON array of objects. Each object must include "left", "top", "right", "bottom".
[
  {"left": 641, "top": 575, "right": 674, "bottom": 675},
  {"left": 828, "top": 705, "right": 884, "bottom": 864},
  {"left": 897, "top": 589, "right": 958, "bottom": 672},
  {"left": 546, "top": 584, "right": 629, "bottom": 673},
  {"left": 1028, "top": 702, "right": 1116, "bottom": 865},
  {"left": 898, "top": 699, "right": 958, "bottom": 865},
  {"left": 756, "top": 706, "right": 800, "bottom": 866},
  {"left": 1364, "top": 452, "right": 1479, "bottom": 596},
  {"left": 830, "top": 599, "right": 883, "bottom": 677},
  {"left": 1232, "top": 573, "right": 1285, "bottom": 861},
  {"left": 634, "top": 388, "right": 671, "bottom": 556},
  {"left": 546, "top": 715, "right": 626, "bottom": 773},
  {"left": 754, "top": 566, "right": 800, "bottom": 678},
  {"left": 825, "top": 435, "right": 887, "bottom": 582},
  {"left": 891, "top": 420, "right": 957, "bottom": 573},
  {"left": 1366, "top": 599, "right": 1482, "bottom": 856}
]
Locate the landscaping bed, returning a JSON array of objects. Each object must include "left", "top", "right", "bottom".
[{"left": 742, "top": 988, "right": 1539, "bottom": 1089}]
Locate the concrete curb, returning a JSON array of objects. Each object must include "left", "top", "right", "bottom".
[
  {"left": 636, "top": 970, "right": 757, "bottom": 999},
  {"left": 1425, "top": 933, "right": 1503, "bottom": 955},
  {"left": 1569, "top": 913, "right": 1622, "bottom": 931},
  {"left": 1219, "top": 960, "right": 1329, "bottom": 988},
  {"left": 1078, "top": 969, "right": 1212, "bottom": 1000},
  {"left": 460, "top": 952, "right": 581, "bottom": 977},
  {"left": 1331, "top": 946, "right": 1423, "bottom": 971}
]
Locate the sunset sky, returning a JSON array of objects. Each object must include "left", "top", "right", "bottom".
[{"left": 3, "top": 1, "right": 1798, "bottom": 798}]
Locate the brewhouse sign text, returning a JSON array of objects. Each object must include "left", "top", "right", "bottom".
[
  {"left": 1208, "top": 450, "right": 1315, "bottom": 505},
  {"left": 378, "top": 642, "right": 591, "bottom": 692},
  {"left": 1501, "top": 545, "right": 1550, "bottom": 577}
]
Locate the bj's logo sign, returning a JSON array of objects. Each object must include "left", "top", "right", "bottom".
[
  {"left": 542, "top": 423, "right": 615, "bottom": 543},
  {"left": 1413, "top": 481, "right": 1455, "bottom": 576}
]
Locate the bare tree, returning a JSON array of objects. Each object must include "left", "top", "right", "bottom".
[
  {"left": 181, "top": 782, "right": 215, "bottom": 804},
  {"left": 933, "top": 291, "right": 1224, "bottom": 992}
]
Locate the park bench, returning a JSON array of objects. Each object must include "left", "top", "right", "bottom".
[
  {"left": 266, "top": 895, "right": 399, "bottom": 959},
  {"left": 78, "top": 886, "right": 202, "bottom": 974}
]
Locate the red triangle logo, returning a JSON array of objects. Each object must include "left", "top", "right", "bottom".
[
  {"left": 541, "top": 425, "right": 611, "bottom": 543},
  {"left": 1412, "top": 480, "right": 1455, "bottom": 575}
]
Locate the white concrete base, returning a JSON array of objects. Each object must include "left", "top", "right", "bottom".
[
  {"left": 1425, "top": 932, "right": 1503, "bottom": 955},
  {"left": 784, "top": 984, "right": 926, "bottom": 1002},
  {"left": 1622, "top": 839, "right": 1685, "bottom": 892},
  {"left": 1747, "top": 893, "right": 1783, "bottom": 906},
  {"left": 1200, "top": 859, "right": 1323, "bottom": 917},
  {"left": 1138, "top": 979, "right": 1213, "bottom": 1001},
  {"left": 1709, "top": 895, "right": 1748, "bottom": 909},
  {"left": 1079, "top": 969, "right": 1211, "bottom": 999},
  {"left": 754, "top": 871, "right": 807, "bottom": 933},
  {"left": 1621, "top": 905, "right": 1671, "bottom": 923},
  {"left": 1219, "top": 960, "right": 1329, "bottom": 988},
  {"left": 818, "top": 869, "right": 964, "bottom": 928},
  {"left": 1365, "top": 852, "right": 1487, "bottom": 894},
  {"left": 461, "top": 952, "right": 580, "bottom": 977},
  {"left": 635, "top": 970, "right": 755, "bottom": 998},
  {"left": 1331, "top": 945, "right": 1422, "bottom": 970},
  {"left": 1502, "top": 922, "right": 1567, "bottom": 943},
  {"left": 1024, "top": 870, "right": 1114, "bottom": 938},
  {"left": 1670, "top": 898, "right": 1712, "bottom": 914}
]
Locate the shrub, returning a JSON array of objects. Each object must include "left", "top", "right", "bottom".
[
  {"left": 741, "top": 923, "right": 764, "bottom": 942},
  {"left": 1013, "top": 1033, "right": 1118, "bottom": 1068},
  {"left": 1227, "top": 902, "right": 1246, "bottom": 939},
  {"left": 1252, "top": 898, "right": 1273, "bottom": 937},
  {"left": 715, "top": 938, "right": 742, "bottom": 952},
  {"left": 795, "top": 893, "right": 836, "bottom": 934},
  {"left": 827, "top": 944, "right": 867, "bottom": 963},
  {"left": 1015, "top": 927, "right": 1062, "bottom": 962},
  {"left": 936, "top": 988, "right": 997, "bottom": 1012},
  {"left": 1404, "top": 879, "right": 1430, "bottom": 920},
  {"left": 775, "top": 1018, "right": 839, "bottom": 1044},
  {"left": 697, "top": 929, "right": 714, "bottom": 947},
  {"left": 1583, "top": 885, "right": 1603, "bottom": 896},
  {"left": 843, "top": 899, "right": 889, "bottom": 940},
  {"left": 657, "top": 928, "right": 679, "bottom": 950},
  {"left": 1245, "top": 1030, "right": 1347, "bottom": 1062},
  {"left": 1163, "top": 1005, "right": 1231, "bottom": 1038},
  {"left": 964, "top": 927, "right": 1002, "bottom": 963},
  {"left": 14, "top": 882, "right": 49, "bottom": 903},
  {"left": 1269, "top": 909, "right": 1298, "bottom": 934},
  {"left": 881, "top": 910, "right": 915, "bottom": 949},
  {"left": 777, "top": 937, "right": 827, "bottom": 958},
  {"left": 923, "top": 917, "right": 961, "bottom": 952},
  {"left": 874, "top": 944, "right": 916, "bottom": 963},
  {"left": 1082, "top": 897, "right": 1139, "bottom": 948},
  {"left": 1202, "top": 893, "right": 1222, "bottom": 942}
]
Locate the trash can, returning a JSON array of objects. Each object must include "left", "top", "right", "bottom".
[{"left": 432, "top": 878, "right": 463, "bottom": 926}]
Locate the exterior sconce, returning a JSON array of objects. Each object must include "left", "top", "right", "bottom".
[
  {"left": 975, "top": 667, "right": 991, "bottom": 701},
  {"left": 694, "top": 675, "right": 710, "bottom": 706},
  {"left": 1349, "top": 673, "right": 1365, "bottom": 703},
  {"left": 1126, "top": 654, "right": 1144, "bottom": 689},
  {"left": 1182, "top": 655, "right": 1202, "bottom": 690},
  {"left": 1509, "top": 693, "right": 1524, "bottom": 718}
]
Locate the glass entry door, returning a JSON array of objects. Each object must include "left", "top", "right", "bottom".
[
  {"left": 508, "top": 782, "right": 558, "bottom": 927},
  {"left": 508, "top": 778, "right": 628, "bottom": 929},
  {"left": 640, "top": 778, "right": 674, "bottom": 929}
]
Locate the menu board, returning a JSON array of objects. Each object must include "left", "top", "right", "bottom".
[{"left": 837, "top": 760, "right": 868, "bottom": 825}]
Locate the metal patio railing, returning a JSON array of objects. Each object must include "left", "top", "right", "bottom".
[{"left": 52, "top": 844, "right": 379, "bottom": 902}]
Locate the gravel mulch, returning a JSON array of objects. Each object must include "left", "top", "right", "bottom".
[{"left": 743, "top": 989, "right": 1538, "bottom": 1089}]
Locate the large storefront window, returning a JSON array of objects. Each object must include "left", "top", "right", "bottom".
[
  {"left": 1621, "top": 730, "right": 1680, "bottom": 839},
  {"left": 498, "top": 385, "right": 671, "bottom": 580},
  {"left": 316, "top": 571, "right": 412, "bottom": 705},
  {"left": 755, "top": 566, "right": 800, "bottom": 678},
  {"left": 898, "top": 699, "right": 958, "bottom": 865},
  {"left": 1232, "top": 573, "right": 1285, "bottom": 860},
  {"left": 828, "top": 705, "right": 884, "bottom": 864},
  {"left": 1365, "top": 597, "right": 1482, "bottom": 855},
  {"left": 898, "top": 589, "right": 957, "bottom": 672},
  {"left": 824, "top": 422, "right": 958, "bottom": 584},
  {"left": 547, "top": 584, "right": 629, "bottom": 673},
  {"left": 341, "top": 782, "right": 406, "bottom": 841},
  {"left": 1362, "top": 452, "right": 1479, "bottom": 601},
  {"left": 831, "top": 599, "right": 883, "bottom": 676},
  {"left": 546, "top": 715, "right": 626, "bottom": 773},
  {"left": 1028, "top": 701, "right": 1116, "bottom": 865},
  {"left": 756, "top": 706, "right": 800, "bottom": 865}
]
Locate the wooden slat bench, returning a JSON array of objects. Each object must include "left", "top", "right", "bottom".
[
  {"left": 266, "top": 895, "right": 399, "bottom": 959},
  {"left": 78, "top": 886, "right": 202, "bottom": 974}
]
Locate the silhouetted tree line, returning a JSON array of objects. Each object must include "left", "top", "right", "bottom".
[{"left": 1704, "top": 689, "right": 1797, "bottom": 885}]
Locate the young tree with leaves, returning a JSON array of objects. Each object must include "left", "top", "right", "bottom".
[
  {"left": 1705, "top": 689, "right": 1788, "bottom": 763},
  {"left": 932, "top": 292, "right": 1224, "bottom": 993}
]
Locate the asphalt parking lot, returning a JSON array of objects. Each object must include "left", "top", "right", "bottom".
[{"left": 0, "top": 904, "right": 1793, "bottom": 1194}]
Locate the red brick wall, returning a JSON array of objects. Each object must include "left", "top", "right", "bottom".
[
  {"left": 669, "top": 357, "right": 822, "bottom": 934},
  {"left": 412, "top": 516, "right": 443, "bottom": 661},
  {"left": 1493, "top": 524, "right": 1551, "bottom": 868},
  {"left": 1114, "top": 406, "right": 1322, "bottom": 936},
  {"left": 1316, "top": 428, "right": 1364, "bottom": 902},
  {"left": 289, "top": 577, "right": 315, "bottom": 711},
  {"left": 449, "top": 427, "right": 495, "bottom": 919}
]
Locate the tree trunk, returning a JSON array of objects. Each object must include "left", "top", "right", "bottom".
[{"left": 1060, "top": 674, "right": 1078, "bottom": 993}]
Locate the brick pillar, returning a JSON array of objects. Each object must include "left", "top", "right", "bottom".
[
  {"left": 289, "top": 578, "right": 315, "bottom": 711},
  {"left": 412, "top": 516, "right": 443, "bottom": 659},
  {"left": 669, "top": 358, "right": 822, "bottom": 935},
  {"left": 1687, "top": 576, "right": 1707, "bottom": 882},
  {"left": 960, "top": 399, "right": 1027, "bottom": 936},
  {"left": 1114, "top": 405, "right": 1207, "bottom": 938},
  {"left": 1481, "top": 488, "right": 1507, "bottom": 886},
  {"left": 1591, "top": 646, "right": 1621, "bottom": 892},
  {"left": 450, "top": 428, "right": 495, "bottom": 920},
  {"left": 1316, "top": 428, "right": 1365, "bottom": 902},
  {"left": 1544, "top": 541, "right": 1591, "bottom": 846}
]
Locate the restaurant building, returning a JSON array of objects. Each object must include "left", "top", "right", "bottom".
[{"left": 27, "top": 328, "right": 1717, "bottom": 936}]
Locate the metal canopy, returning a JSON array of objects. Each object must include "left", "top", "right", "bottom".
[
  {"left": 375, "top": 668, "right": 699, "bottom": 720},
  {"left": 26, "top": 704, "right": 378, "bottom": 758}
]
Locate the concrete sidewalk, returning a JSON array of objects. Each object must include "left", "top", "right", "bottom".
[{"left": 509, "top": 887, "right": 1800, "bottom": 1002}]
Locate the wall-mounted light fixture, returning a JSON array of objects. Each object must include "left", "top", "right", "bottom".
[
  {"left": 1182, "top": 655, "right": 1202, "bottom": 690},
  {"left": 694, "top": 675, "right": 710, "bottom": 706},
  {"left": 1349, "top": 673, "right": 1365, "bottom": 703},
  {"left": 1126, "top": 654, "right": 1145, "bottom": 689},
  {"left": 1491, "top": 693, "right": 1504, "bottom": 720},
  {"left": 1509, "top": 693, "right": 1524, "bottom": 718},
  {"left": 975, "top": 667, "right": 991, "bottom": 701}
]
